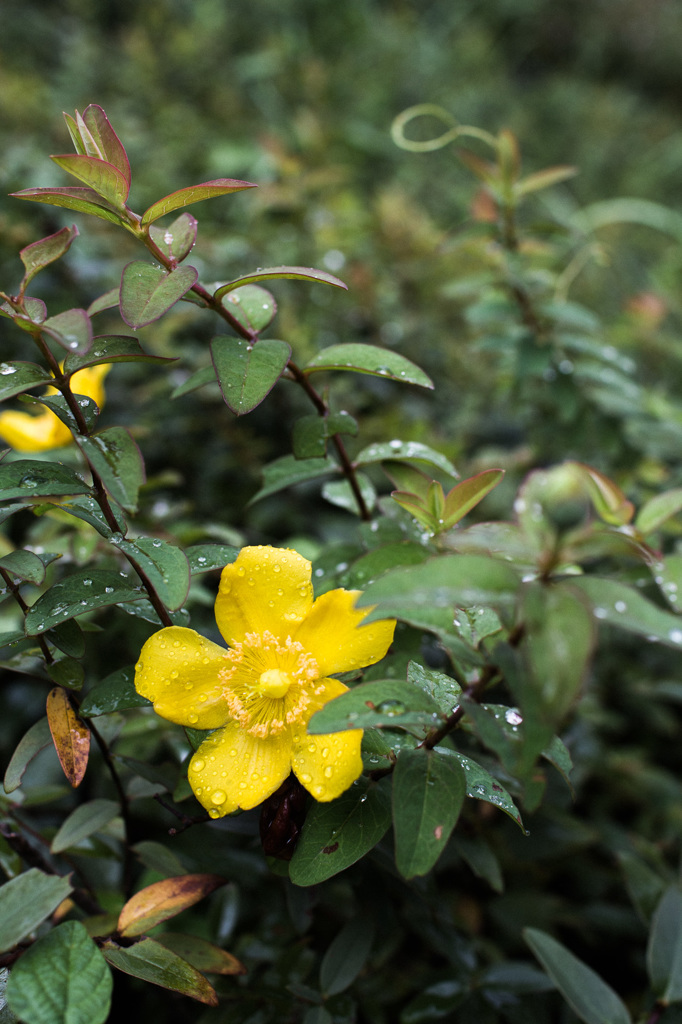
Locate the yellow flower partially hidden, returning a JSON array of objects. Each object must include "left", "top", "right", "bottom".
[
  {"left": 0, "top": 364, "right": 110, "bottom": 452},
  {"left": 135, "top": 546, "right": 396, "bottom": 818}
]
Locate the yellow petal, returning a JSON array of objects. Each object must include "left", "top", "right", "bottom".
[
  {"left": 71, "top": 363, "right": 110, "bottom": 408},
  {"left": 215, "top": 546, "right": 313, "bottom": 645},
  {"left": 291, "top": 677, "right": 363, "bottom": 801},
  {"left": 188, "top": 721, "right": 293, "bottom": 816},
  {"left": 134, "top": 626, "right": 231, "bottom": 729},
  {"left": 293, "top": 588, "right": 395, "bottom": 677},
  {"left": 0, "top": 409, "right": 70, "bottom": 452}
]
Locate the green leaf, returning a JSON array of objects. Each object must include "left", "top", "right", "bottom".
[
  {"left": 651, "top": 556, "right": 682, "bottom": 613},
  {"left": 355, "top": 553, "right": 520, "bottom": 621},
  {"left": 0, "top": 549, "right": 49, "bottom": 586},
  {"left": 217, "top": 284, "right": 277, "bottom": 332},
  {"left": 522, "top": 582, "right": 595, "bottom": 721},
  {"left": 55, "top": 495, "right": 125, "bottom": 538},
  {"left": 393, "top": 747, "right": 466, "bottom": 878},
  {"left": 141, "top": 178, "right": 257, "bottom": 225},
  {"left": 81, "top": 104, "right": 131, "bottom": 188},
  {"left": 112, "top": 536, "right": 189, "bottom": 611},
  {"left": 308, "top": 679, "right": 444, "bottom": 735},
  {"left": 47, "top": 618, "right": 85, "bottom": 658},
  {"left": 19, "top": 226, "right": 80, "bottom": 289},
  {"left": 78, "top": 427, "right": 145, "bottom": 512},
  {"left": 170, "top": 366, "right": 217, "bottom": 398},
  {"left": 647, "top": 887, "right": 682, "bottom": 1002},
  {"left": 0, "top": 869, "right": 73, "bottom": 952},
  {"left": 250, "top": 454, "right": 338, "bottom": 503},
  {"left": 102, "top": 937, "right": 217, "bottom": 1005},
  {"left": 341, "top": 543, "right": 431, "bottom": 590},
  {"left": 3, "top": 719, "right": 53, "bottom": 794},
  {"left": 214, "top": 265, "right": 347, "bottom": 299},
  {"left": 120, "top": 262, "right": 198, "bottom": 329},
  {"left": 524, "top": 927, "right": 632, "bottom": 1024},
  {"left": 322, "top": 475, "right": 376, "bottom": 515},
  {"left": 149, "top": 212, "right": 197, "bottom": 264},
  {"left": 42, "top": 308, "right": 93, "bottom": 354},
  {"left": 185, "top": 544, "right": 238, "bottom": 574},
  {"left": 10, "top": 187, "right": 126, "bottom": 227},
  {"left": 79, "top": 666, "right": 151, "bottom": 716},
  {"left": 572, "top": 577, "right": 682, "bottom": 649},
  {"left": 320, "top": 916, "right": 374, "bottom": 997},
  {"left": 292, "top": 412, "right": 358, "bottom": 459},
  {"left": 211, "top": 337, "right": 291, "bottom": 415},
  {"left": 6, "top": 921, "right": 112, "bottom": 1024},
  {"left": 442, "top": 469, "right": 504, "bottom": 528},
  {"left": 289, "top": 776, "right": 392, "bottom": 886},
  {"left": 304, "top": 344, "right": 433, "bottom": 388},
  {"left": 51, "top": 153, "right": 129, "bottom": 206},
  {"left": 47, "top": 657, "right": 85, "bottom": 691},
  {"left": 407, "top": 661, "right": 461, "bottom": 715},
  {"left": 64, "top": 335, "right": 175, "bottom": 374},
  {"left": 0, "top": 362, "right": 54, "bottom": 402},
  {"left": 356, "top": 440, "right": 456, "bottom": 477},
  {"left": 24, "top": 570, "right": 143, "bottom": 635},
  {"left": 636, "top": 489, "right": 682, "bottom": 534},
  {"left": 618, "top": 853, "right": 666, "bottom": 925},
  {"left": 453, "top": 834, "right": 504, "bottom": 892},
  {"left": 51, "top": 799, "right": 120, "bottom": 854},
  {"left": 154, "top": 933, "right": 244, "bottom": 975},
  {"left": 0, "top": 461, "right": 90, "bottom": 501},
  {"left": 443, "top": 750, "right": 525, "bottom": 829}
]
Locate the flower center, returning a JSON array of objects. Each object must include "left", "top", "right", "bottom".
[
  {"left": 256, "top": 668, "right": 292, "bottom": 699},
  {"left": 219, "top": 630, "right": 323, "bottom": 738}
]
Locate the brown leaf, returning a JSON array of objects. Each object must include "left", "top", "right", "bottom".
[
  {"left": 118, "top": 874, "right": 226, "bottom": 938},
  {"left": 46, "top": 686, "right": 90, "bottom": 787}
]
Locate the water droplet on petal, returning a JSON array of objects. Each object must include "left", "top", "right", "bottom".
[
  {"left": 208, "top": 808, "right": 220, "bottom": 818},
  {"left": 193, "top": 759, "right": 205, "bottom": 772},
  {"left": 188, "top": 712, "right": 198, "bottom": 724},
  {"left": 211, "top": 790, "right": 227, "bottom": 805},
  {"left": 324, "top": 766, "right": 333, "bottom": 778}
]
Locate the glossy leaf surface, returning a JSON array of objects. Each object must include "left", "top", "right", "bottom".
[
  {"left": 102, "top": 938, "right": 218, "bottom": 1005},
  {"left": 79, "top": 427, "right": 145, "bottom": 512},
  {"left": 305, "top": 343, "right": 433, "bottom": 388},
  {"left": 393, "top": 747, "right": 466, "bottom": 878},
  {"left": 25, "top": 570, "right": 142, "bottom": 635},
  {"left": 120, "top": 262, "right": 198, "bottom": 329},
  {"left": 118, "top": 875, "right": 225, "bottom": 938},
  {"left": 141, "top": 178, "right": 256, "bottom": 225}
]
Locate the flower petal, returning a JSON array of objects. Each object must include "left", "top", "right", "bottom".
[
  {"left": 134, "top": 626, "right": 230, "bottom": 729},
  {"left": 0, "top": 409, "right": 69, "bottom": 452},
  {"left": 293, "top": 588, "right": 395, "bottom": 677},
  {"left": 215, "top": 546, "right": 313, "bottom": 645},
  {"left": 188, "top": 721, "right": 292, "bottom": 816},
  {"left": 291, "top": 677, "right": 363, "bottom": 801}
]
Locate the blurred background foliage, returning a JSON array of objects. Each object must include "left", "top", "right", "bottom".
[{"left": 3, "top": 1, "right": 682, "bottom": 1022}]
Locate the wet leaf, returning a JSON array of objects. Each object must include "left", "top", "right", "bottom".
[
  {"left": 149, "top": 212, "right": 198, "bottom": 264},
  {"left": 185, "top": 544, "right": 238, "bottom": 575},
  {"left": 355, "top": 440, "right": 456, "bottom": 477},
  {"left": 79, "top": 667, "right": 150, "bottom": 716},
  {"left": 0, "top": 361, "right": 54, "bottom": 402},
  {"left": 64, "top": 335, "right": 175, "bottom": 374},
  {"left": 0, "top": 460, "right": 90, "bottom": 501},
  {"left": 308, "top": 678, "right": 444, "bottom": 735},
  {"left": 120, "top": 262, "right": 198, "bottom": 329},
  {"left": 81, "top": 104, "right": 131, "bottom": 188},
  {"left": 305, "top": 343, "right": 432, "bottom": 388},
  {"left": 393, "top": 747, "right": 466, "bottom": 878},
  {"left": 78, "top": 426, "right": 145, "bottom": 512},
  {"left": 289, "top": 776, "right": 392, "bottom": 886},
  {"left": 25, "top": 570, "right": 142, "bottom": 635},
  {"left": 214, "top": 265, "right": 347, "bottom": 299},
  {"left": 42, "top": 308, "right": 93, "bottom": 354},
  {"left": 217, "top": 284, "right": 277, "bottom": 332},
  {"left": 0, "top": 549, "right": 49, "bottom": 586},
  {"left": 250, "top": 454, "right": 338, "bottom": 504},
  {"left": 46, "top": 687, "right": 90, "bottom": 787},
  {"left": 211, "top": 337, "right": 291, "bottom": 415},
  {"left": 573, "top": 576, "right": 682, "bottom": 649},
  {"left": 112, "top": 536, "right": 189, "bottom": 611}
]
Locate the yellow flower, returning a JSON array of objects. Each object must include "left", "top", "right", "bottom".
[
  {"left": 134, "top": 546, "right": 396, "bottom": 818},
  {"left": 0, "top": 364, "right": 110, "bottom": 452}
]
